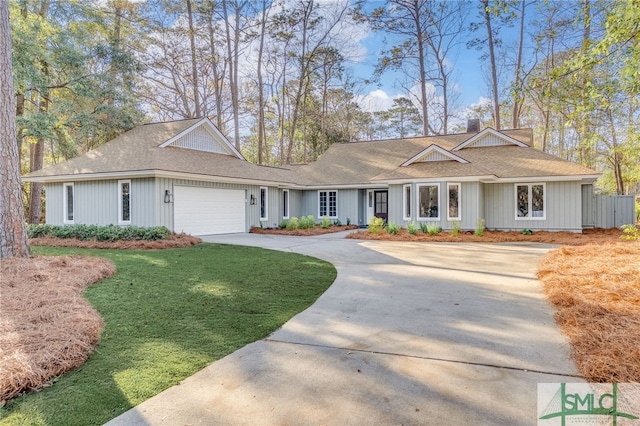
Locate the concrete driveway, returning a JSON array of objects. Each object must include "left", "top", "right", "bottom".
[{"left": 106, "top": 232, "right": 581, "bottom": 426}]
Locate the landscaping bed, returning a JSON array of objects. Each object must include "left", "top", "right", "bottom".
[
  {"left": 251, "top": 224, "right": 358, "bottom": 236},
  {"left": 29, "top": 233, "right": 201, "bottom": 249},
  {"left": 538, "top": 241, "right": 640, "bottom": 382},
  {"left": 347, "top": 227, "right": 624, "bottom": 245},
  {"left": 0, "top": 256, "right": 116, "bottom": 403}
]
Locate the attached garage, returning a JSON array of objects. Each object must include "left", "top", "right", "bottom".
[{"left": 173, "top": 186, "right": 246, "bottom": 235}]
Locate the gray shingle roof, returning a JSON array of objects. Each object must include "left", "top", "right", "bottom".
[
  {"left": 24, "top": 122, "right": 598, "bottom": 186},
  {"left": 24, "top": 119, "right": 296, "bottom": 184}
]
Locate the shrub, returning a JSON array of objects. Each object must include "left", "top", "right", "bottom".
[
  {"left": 369, "top": 217, "right": 386, "bottom": 234},
  {"left": 419, "top": 222, "right": 429, "bottom": 234},
  {"left": 451, "top": 221, "right": 461, "bottom": 236},
  {"left": 387, "top": 223, "right": 400, "bottom": 234},
  {"left": 346, "top": 217, "right": 351, "bottom": 226},
  {"left": 407, "top": 222, "right": 418, "bottom": 235},
  {"left": 279, "top": 220, "right": 289, "bottom": 229},
  {"left": 426, "top": 223, "right": 442, "bottom": 235},
  {"left": 26, "top": 224, "right": 171, "bottom": 241},
  {"left": 333, "top": 219, "right": 341, "bottom": 226},
  {"left": 321, "top": 216, "right": 332, "bottom": 229},
  {"left": 474, "top": 218, "right": 486, "bottom": 237},
  {"left": 522, "top": 229, "right": 533, "bottom": 235},
  {"left": 299, "top": 215, "right": 315, "bottom": 229},
  {"left": 286, "top": 217, "right": 299, "bottom": 230},
  {"left": 620, "top": 224, "right": 639, "bottom": 241}
]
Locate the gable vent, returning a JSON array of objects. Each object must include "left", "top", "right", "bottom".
[
  {"left": 467, "top": 134, "right": 512, "bottom": 148},
  {"left": 171, "top": 125, "right": 229, "bottom": 154},
  {"left": 418, "top": 151, "right": 455, "bottom": 162}
]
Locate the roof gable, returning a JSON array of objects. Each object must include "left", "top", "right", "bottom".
[
  {"left": 401, "top": 144, "right": 469, "bottom": 167},
  {"left": 158, "top": 118, "right": 245, "bottom": 160},
  {"left": 453, "top": 128, "right": 529, "bottom": 151}
]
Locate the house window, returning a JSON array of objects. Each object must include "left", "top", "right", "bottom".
[
  {"left": 515, "top": 183, "right": 545, "bottom": 220},
  {"left": 282, "top": 189, "right": 290, "bottom": 219},
  {"left": 447, "top": 183, "right": 461, "bottom": 221},
  {"left": 417, "top": 184, "right": 439, "bottom": 220},
  {"left": 119, "top": 180, "right": 131, "bottom": 225},
  {"left": 403, "top": 184, "right": 412, "bottom": 220},
  {"left": 260, "top": 187, "right": 268, "bottom": 221},
  {"left": 63, "top": 183, "right": 74, "bottom": 224},
  {"left": 318, "top": 190, "right": 337, "bottom": 218}
]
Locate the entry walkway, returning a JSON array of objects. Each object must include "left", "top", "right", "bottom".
[{"left": 106, "top": 233, "right": 581, "bottom": 425}]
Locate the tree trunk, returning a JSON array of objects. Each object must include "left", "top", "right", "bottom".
[
  {"left": 186, "top": 0, "right": 201, "bottom": 117},
  {"left": 28, "top": 83, "right": 48, "bottom": 224},
  {"left": 483, "top": 0, "right": 501, "bottom": 130},
  {"left": 512, "top": 0, "right": 525, "bottom": 129},
  {"left": 256, "top": 1, "right": 268, "bottom": 164},
  {"left": 0, "top": 2, "right": 30, "bottom": 258},
  {"left": 413, "top": 0, "right": 429, "bottom": 136}
]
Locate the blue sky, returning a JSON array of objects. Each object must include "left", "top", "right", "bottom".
[{"left": 344, "top": 0, "right": 533, "bottom": 113}]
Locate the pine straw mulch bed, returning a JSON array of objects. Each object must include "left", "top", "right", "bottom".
[
  {"left": 347, "top": 227, "right": 623, "bottom": 245},
  {"left": 0, "top": 256, "right": 116, "bottom": 404},
  {"left": 538, "top": 241, "right": 640, "bottom": 382},
  {"left": 28, "top": 233, "right": 202, "bottom": 249},
  {"left": 250, "top": 225, "right": 359, "bottom": 236}
]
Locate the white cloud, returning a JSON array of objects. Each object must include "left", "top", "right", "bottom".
[{"left": 357, "top": 89, "right": 395, "bottom": 112}]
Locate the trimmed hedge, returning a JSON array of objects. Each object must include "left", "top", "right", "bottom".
[{"left": 27, "top": 224, "right": 172, "bottom": 242}]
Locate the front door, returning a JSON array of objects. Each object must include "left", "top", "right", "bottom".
[{"left": 374, "top": 190, "right": 388, "bottom": 221}]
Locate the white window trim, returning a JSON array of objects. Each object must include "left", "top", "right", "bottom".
[
  {"left": 282, "top": 189, "right": 290, "bottom": 220},
  {"left": 118, "top": 179, "right": 132, "bottom": 225},
  {"left": 63, "top": 182, "right": 74, "bottom": 224},
  {"left": 447, "top": 183, "right": 461, "bottom": 221},
  {"left": 318, "top": 190, "right": 338, "bottom": 219},
  {"left": 416, "top": 183, "right": 440, "bottom": 221},
  {"left": 403, "top": 184, "right": 412, "bottom": 221},
  {"left": 260, "top": 186, "right": 268, "bottom": 221},
  {"left": 514, "top": 183, "right": 546, "bottom": 220}
]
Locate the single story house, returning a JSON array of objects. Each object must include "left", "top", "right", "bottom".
[{"left": 23, "top": 117, "right": 601, "bottom": 235}]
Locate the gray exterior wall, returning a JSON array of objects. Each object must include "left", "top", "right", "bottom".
[
  {"left": 387, "top": 181, "right": 481, "bottom": 230},
  {"left": 44, "top": 178, "right": 156, "bottom": 227},
  {"left": 483, "top": 181, "right": 583, "bottom": 231},
  {"left": 298, "top": 188, "right": 358, "bottom": 224},
  {"left": 44, "top": 183, "right": 63, "bottom": 225}
]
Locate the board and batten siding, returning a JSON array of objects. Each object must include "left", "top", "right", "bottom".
[
  {"left": 483, "top": 181, "right": 582, "bottom": 231},
  {"left": 299, "top": 188, "right": 358, "bottom": 224},
  {"left": 44, "top": 183, "right": 63, "bottom": 225},
  {"left": 44, "top": 179, "right": 156, "bottom": 227},
  {"left": 388, "top": 181, "right": 481, "bottom": 230}
]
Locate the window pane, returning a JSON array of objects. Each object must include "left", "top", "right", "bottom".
[
  {"left": 329, "top": 191, "right": 337, "bottom": 217},
  {"left": 66, "top": 185, "right": 74, "bottom": 221},
  {"left": 283, "top": 191, "right": 289, "bottom": 217},
  {"left": 448, "top": 184, "right": 459, "bottom": 219},
  {"left": 517, "top": 185, "right": 528, "bottom": 217},
  {"left": 419, "top": 185, "right": 438, "bottom": 218},
  {"left": 404, "top": 186, "right": 411, "bottom": 218},
  {"left": 532, "top": 185, "right": 544, "bottom": 217},
  {"left": 260, "top": 188, "right": 266, "bottom": 219},
  {"left": 319, "top": 191, "right": 327, "bottom": 217},
  {"left": 121, "top": 183, "right": 130, "bottom": 221}
]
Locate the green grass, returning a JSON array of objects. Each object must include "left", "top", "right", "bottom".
[{"left": 0, "top": 244, "right": 336, "bottom": 426}]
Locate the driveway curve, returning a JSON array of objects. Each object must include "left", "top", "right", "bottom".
[{"left": 106, "top": 232, "right": 581, "bottom": 426}]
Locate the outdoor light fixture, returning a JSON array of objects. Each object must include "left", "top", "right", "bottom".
[
  {"left": 164, "top": 190, "right": 173, "bottom": 203},
  {"left": 250, "top": 194, "right": 256, "bottom": 205}
]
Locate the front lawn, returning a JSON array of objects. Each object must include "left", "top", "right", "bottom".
[{"left": 0, "top": 244, "right": 336, "bottom": 426}]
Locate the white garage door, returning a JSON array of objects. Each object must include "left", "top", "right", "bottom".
[{"left": 174, "top": 186, "right": 246, "bottom": 235}]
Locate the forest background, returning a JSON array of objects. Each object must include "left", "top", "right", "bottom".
[{"left": 9, "top": 0, "right": 640, "bottom": 224}]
